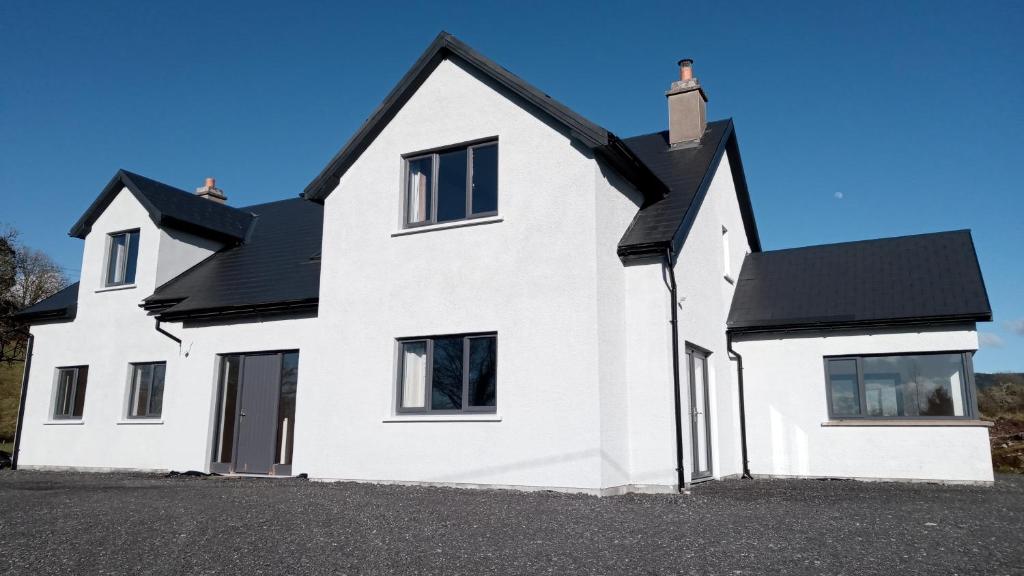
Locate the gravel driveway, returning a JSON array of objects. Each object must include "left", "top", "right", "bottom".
[{"left": 0, "top": 471, "right": 1021, "bottom": 575}]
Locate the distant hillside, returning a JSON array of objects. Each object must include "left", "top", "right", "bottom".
[
  {"left": 976, "top": 372, "right": 1024, "bottom": 389},
  {"left": 976, "top": 372, "right": 1024, "bottom": 474}
]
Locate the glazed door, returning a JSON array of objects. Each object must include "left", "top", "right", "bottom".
[{"left": 688, "top": 347, "right": 713, "bottom": 482}]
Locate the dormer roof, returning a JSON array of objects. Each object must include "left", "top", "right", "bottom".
[{"left": 68, "top": 169, "right": 254, "bottom": 242}]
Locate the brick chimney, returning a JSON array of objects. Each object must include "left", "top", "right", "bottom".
[
  {"left": 666, "top": 58, "right": 707, "bottom": 147},
  {"left": 195, "top": 177, "right": 227, "bottom": 203}
]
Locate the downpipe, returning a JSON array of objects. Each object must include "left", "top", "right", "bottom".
[
  {"left": 664, "top": 249, "right": 686, "bottom": 492},
  {"left": 11, "top": 332, "right": 33, "bottom": 470},
  {"left": 727, "top": 334, "right": 752, "bottom": 479}
]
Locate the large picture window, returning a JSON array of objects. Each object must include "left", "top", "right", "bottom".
[
  {"left": 397, "top": 333, "right": 497, "bottom": 413},
  {"left": 128, "top": 362, "right": 166, "bottom": 419},
  {"left": 53, "top": 366, "right": 88, "bottom": 419},
  {"left": 404, "top": 140, "right": 498, "bottom": 227},
  {"left": 824, "top": 353, "right": 976, "bottom": 419},
  {"left": 105, "top": 229, "right": 140, "bottom": 286}
]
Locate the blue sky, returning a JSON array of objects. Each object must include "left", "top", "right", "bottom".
[{"left": 2, "top": 1, "right": 1021, "bottom": 371}]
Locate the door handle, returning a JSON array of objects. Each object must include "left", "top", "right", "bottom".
[{"left": 240, "top": 409, "right": 247, "bottom": 417}]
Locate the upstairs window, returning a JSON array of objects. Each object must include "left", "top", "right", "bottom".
[
  {"left": 105, "top": 229, "right": 140, "bottom": 286},
  {"left": 404, "top": 140, "right": 498, "bottom": 227},
  {"left": 722, "top": 225, "right": 733, "bottom": 281},
  {"left": 824, "top": 353, "right": 976, "bottom": 419},
  {"left": 128, "top": 362, "right": 166, "bottom": 419},
  {"left": 54, "top": 366, "right": 88, "bottom": 419},
  {"left": 397, "top": 333, "right": 497, "bottom": 413}
]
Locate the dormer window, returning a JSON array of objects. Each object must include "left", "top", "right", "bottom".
[
  {"left": 105, "top": 229, "right": 140, "bottom": 286},
  {"left": 404, "top": 139, "right": 498, "bottom": 228}
]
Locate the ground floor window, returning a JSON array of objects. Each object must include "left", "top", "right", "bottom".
[
  {"left": 53, "top": 366, "right": 88, "bottom": 419},
  {"left": 397, "top": 333, "right": 497, "bottom": 413},
  {"left": 824, "top": 352, "right": 975, "bottom": 419},
  {"left": 128, "top": 362, "right": 166, "bottom": 418}
]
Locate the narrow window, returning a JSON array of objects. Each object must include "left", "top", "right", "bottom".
[
  {"left": 397, "top": 333, "right": 497, "bottom": 413},
  {"left": 467, "top": 336, "right": 497, "bottom": 407},
  {"left": 105, "top": 229, "right": 140, "bottom": 286},
  {"left": 212, "top": 355, "right": 241, "bottom": 464},
  {"left": 403, "top": 140, "right": 498, "bottom": 227},
  {"left": 399, "top": 341, "right": 428, "bottom": 409},
  {"left": 825, "top": 353, "right": 974, "bottom": 419},
  {"left": 722, "top": 226, "right": 732, "bottom": 280},
  {"left": 406, "top": 157, "right": 433, "bottom": 225},
  {"left": 276, "top": 352, "right": 299, "bottom": 466},
  {"left": 471, "top": 143, "right": 499, "bottom": 215},
  {"left": 436, "top": 148, "right": 468, "bottom": 222},
  {"left": 128, "top": 362, "right": 166, "bottom": 418},
  {"left": 826, "top": 358, "right": 861, "bottom": 416},
  {"left": 53, "top": 366, "right": 88, "bottom": 419}
]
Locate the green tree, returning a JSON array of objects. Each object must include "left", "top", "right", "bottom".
[{"left": 0, "top": 224, "right": 69, "bottom": 442}]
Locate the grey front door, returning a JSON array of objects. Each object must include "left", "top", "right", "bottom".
[
  {"left": 688, "top": 346, "right": 713, "bottom": 482},
  {"left": 234, "top": 354, "right": 282, "bottom": 474}
]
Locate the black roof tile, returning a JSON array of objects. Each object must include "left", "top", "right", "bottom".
[
  {"left": 617, "top": 120, "right": 761, "bottom": 259},
  {"left": 727, "top": 230, "right": 992, "bottom": 333},
  {"left": 143, "top": 198, "right": 322, "bottom": 319},
  {"left": 13, "top": 282, "right": 79, "bottom": 322}
]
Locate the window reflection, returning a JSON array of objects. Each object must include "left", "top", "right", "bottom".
[{"left": 826, "top": 353, "right": 969, "bottom": 418}]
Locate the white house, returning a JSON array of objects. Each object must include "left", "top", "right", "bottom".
[{"left": 12, "top": 33, "right": 994, "bottom": 492}]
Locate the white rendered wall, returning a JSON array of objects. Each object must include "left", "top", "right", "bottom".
[
  {"left": 18, "top": 189, "right": 314, "bottom": 473},
  {"left": 156, "top": 227, "right": 223, "bottom": 287},
  {"left": 306, "top": 57, "right": 644, "bottom": 491},
  {"left": 671, "top": 154, "right": 751, "bottom": 482},
  {"left": 594, "top": 164, "right": 644, "bottom": 488},
  {"left": 623, "top": 259, "right": 676, "bottom": 487},
  {"left": 732, "top": 325, "right": 993, "bottom": 483}
]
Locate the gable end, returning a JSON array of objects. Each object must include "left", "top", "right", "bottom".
[{"left": 303, "top": 32, "right": 667, "bottom": 203}]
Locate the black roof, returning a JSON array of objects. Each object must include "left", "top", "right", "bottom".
[
  {"left": 617, "top": 120, "right": 761, "bottom": 260},
  {"left": 304, "top": 32, "right": 667, "bottom": 204},
  {"left": 727, "top": 230, "right": 992, "bottom": 333},
  {"left": 12, "top": 282, "right": 79, "bottom": 323},
  {"left": 69, "top": 170, "right": 254, "bottom": 242},
  {"left": 143, "top": 198, "right": 322, "bottom": 320}
]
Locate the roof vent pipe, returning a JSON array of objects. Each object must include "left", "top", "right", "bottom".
[
  {"left": 196, "top": 177, "right": 227, "bottom": 203},
  {"left": 667, "top": 58, "right": 707, "bottom": 147}
]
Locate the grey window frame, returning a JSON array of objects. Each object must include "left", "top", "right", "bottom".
[
  {"left": 53, "top": 365, "right": 87, "bottom": 420},
  {"left": 401, "top": 137, "right": 499, "bottom": 229},
  {"left": 823, "top": 351, "right": 979, "bottom": 420},
  {"left": 104, "top": 228, "right": 140, "bottom": 287},
  {"left": 395, "top": 332, "right": 498, "bottom": 414},
  {"left": 127, "top": 361, "right": 166, "bottom": 419}
]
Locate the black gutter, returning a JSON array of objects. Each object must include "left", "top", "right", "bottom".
[
  {"left": 726, "top": 313, "right": 992, "bottom": 336},
  {"left": 155, "top": 299, "right": 319, "bottom": 322},
  {"left": 726, "top": 334, "right": 752, "bottom": 479},
  {"left": 664, "top": 249, "right": 686, "bottom": 492},
  {"left": 11, "top": 332, "right": 33, "bottom": 470}
]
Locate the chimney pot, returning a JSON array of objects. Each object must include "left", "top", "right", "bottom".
[
  {"left": 679, "top": 58, "right": 694, "bottom": 81},
  {"left": 196, "top": 177, "right": 227, "bottom": 204}
]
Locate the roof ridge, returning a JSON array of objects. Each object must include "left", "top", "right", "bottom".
[{"left": 753, "top": 229, "right": 972, "bottom": 256}]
